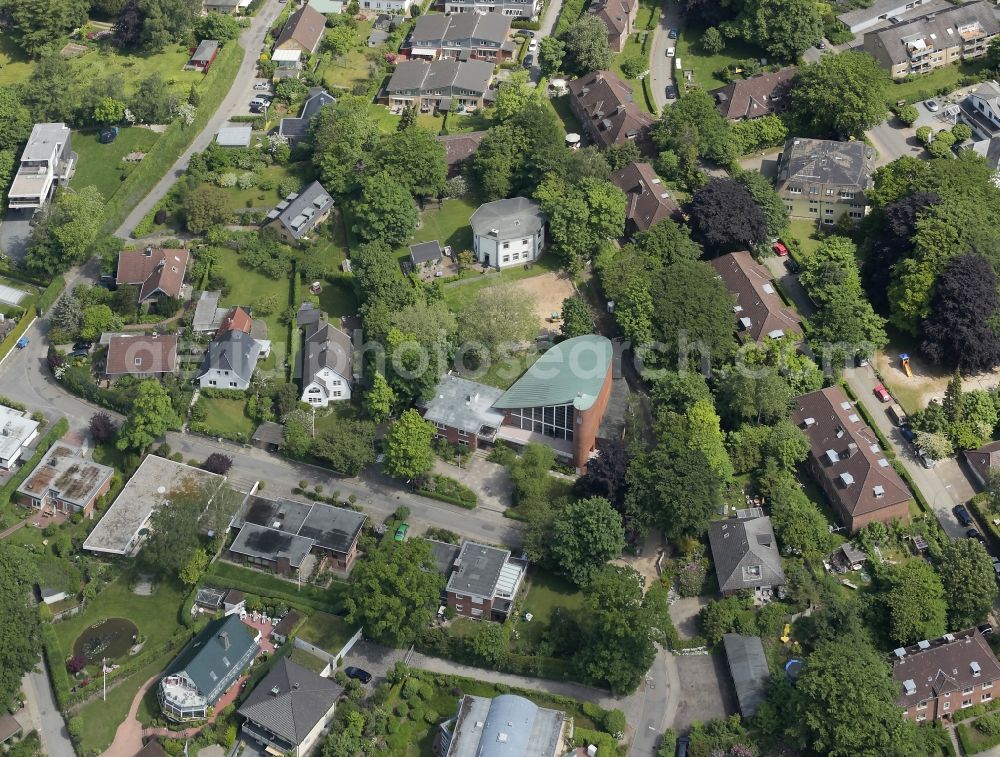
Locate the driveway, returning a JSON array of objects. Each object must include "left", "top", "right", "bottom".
[
  {"left": 114, "top": 0, "right": 285, "bottom": 239},
  {"left": 649, "top": 0, "right": 681, "bottom": 111},
  {"left": 0, "top": 208, "right": 34, "bottom": 263},
  {"left": 669, "top": 653, "right": 736, "bottom": 732},
  {"left": 432, "top": 454, "right": 512, "bottom": 514},
  {"left": 21, "top": 658, "right": 75, "bottom": 757},
  {"left": 668, "top": 596, "right": 709, "bottom": 640}
]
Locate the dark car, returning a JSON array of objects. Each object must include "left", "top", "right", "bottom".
[
  {"left": 954, "top": 504, "right": 974, "bottom": 527},
  {"left": 980, "top": 624, "right": 994, "bottom": 636},
  {"left": 523, "top": 54, "right": 534, "bottom": 68},
  {"left": 668, "top": 28, "right": 678, "bottom": 39},
  {"left": 676, "top": 735, "right": 689, "bottom": 757},
  {"left": 900, "top": 424, "right": 915, "bottom": 444},
  {"left": 816, "top": 40, "right": 827, "bottom": 49},
  {"left": 519, "top": 30, "right": 535, "bottom": 37},
  {"left": 967, "top": 528, "right": 986, "bottom": 543},
  {"left": 783, "top": 257, "right": 800, "bottom": 273},
  {"left": 72, "top": 341, "right": 93, "bottom": 352},
  {"left": 249, "top": 103, "right": 264, "bottom": 114},
  {"left": 664, "top": 84, "right": 678, "bottom": 99},
  {"left": 67, "top": 348, "right": 90, "bottom": 359},
  {"left": 345, "top": 666, "right": 372, "bottom": 684}
]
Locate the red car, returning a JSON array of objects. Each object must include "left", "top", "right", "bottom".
[
  {"left": 873, "top": 384, "right": 891, "bottom": 403},
  {"left": 773, "top": 240, "right": 789, "bottom": 256}
]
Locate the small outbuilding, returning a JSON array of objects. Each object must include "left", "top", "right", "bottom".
[
  {"left": 187, "top": 40, "right": 219, "bottom": 71},
  {"left": 723, "top": 633, "right": 770, "bottom": 717},
  {"left": 409, "top": 240, "right": 442, "bottom": 268},
  {"left": 216, "top": 123, "right": 253, "bottom": 147}
]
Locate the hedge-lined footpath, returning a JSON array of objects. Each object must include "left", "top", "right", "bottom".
[
  {"left": 101, "top": 42, "right": 244, "bottom": 235},
  {"left": 0, "top": 418, "right": 68, "bottom": 507}
]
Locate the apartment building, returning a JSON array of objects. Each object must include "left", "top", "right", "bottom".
[
  {"left": 8, "top": 123, "right": 75, "bottom": 210},
  {"left": 775, "top": 138, "right": 875, "bottom": 225}
]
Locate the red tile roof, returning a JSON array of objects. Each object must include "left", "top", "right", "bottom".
[
  {"left": 218, "top": 306, "right": 253, "bottom": 336},
  {"left": 116, "top": 248, "right": 189, "bottom": 301},
  {"left": 892, "top": 629, "right": 1000, "bottom": 710},
  {"left": 568, "top": 71, "right": 655, "bottom": 150},
  {"left": 609, "top": 162, "right": 681, "bottom": 234},
  {"left": 105, "top": 334, "right": 178, "bottom": 376}
]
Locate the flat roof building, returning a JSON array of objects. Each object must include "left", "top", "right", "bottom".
[
  {"left": 438, "top": 694, "right": 567, "bottom": 757},
  {"left": 723, "top": 634, "right": 770, "bottom": 717},
  {"left": 0, "top": 405, "right": 40, "bottom": 470},
  {"left": 83, "top": 455, "right": 226, "bottom": 556},
  {"left": 16, "top": 443, "right": 114, "bottom": 518},
  {"left": 436, "top": 540, "right": 527, "bottom": 622}
]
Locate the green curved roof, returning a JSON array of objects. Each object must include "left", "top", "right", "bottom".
[{"left": 494, "top": 335, "right": 613, "bottom": 411}]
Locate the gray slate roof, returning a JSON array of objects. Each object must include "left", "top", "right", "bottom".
[
  {"left": 708, "top": 516, "right": 786, "bottom": 594},
  {"left": 266, "top": 180, "right": 334, "bottom": 240},
  {"left": 776, "top": 137, "right": 875, "bottom": 191},
  {"left": 236, "top": 493, "right": 367, "bottom": 556},
  {"left": 722, "top": 634, "right": 770, "bottom": 717},
  {"left": 864, "top": 1, "right": 999, "bottom": 65},
  {"left": 191, "top": 40, "right": 219, "bottom": 62},
  {"left": 199, "top": 330, "right": 263, "bottom": 383},
  {"left": 298, "top": 304, "right": 355, "bottom": 384},
  {"left": 239, "top": 658, "right": 342, "bottom": 746},
  {"left": 410, "top": 11, "right": 510, "bottom": 45},
  {"left": 410, "top": 240, "right": 443, "bottom": 264},
  {"left": 385, "top": 59, "right": 495, "bottom": 96},
  {"left": 470, "top": 197, "right": 545, "bottom": 241},
  {"left": 422, "top": 374, "right": 505, "bottom": 435},
  {"left": 165, "top": 615, "right": 259, "bottom": 706}
]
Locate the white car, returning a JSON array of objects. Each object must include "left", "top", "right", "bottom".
[
  {"left": 528, "top": 39, "right": 538, "bottom": 53},
  {"left": 667, "top": 47, "right": 675, "bottom": 56}
]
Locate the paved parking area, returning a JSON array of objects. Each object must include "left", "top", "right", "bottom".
[
  {"left": 432, "top": 454, "right": 512, "bottom": 515},
  {"left": 340, "top": 640, "right": 405, "bottom": 682},
  {"left": 671, "top": 653, "right": 737, "bottom": 732},
  {"left": 668, "top": 597, "right": 709, "bottom": 640}
]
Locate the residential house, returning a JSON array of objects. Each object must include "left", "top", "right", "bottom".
[
  {"left": 437, "top": 694, "right": 567, "bottom": 756},
  {"left": 373, "top": 13, "right": 406, "bottom": 31},
  {"left": 470, "top": 196, "right": 546, "bottom": 269},
  {"left": 0, "top": 406, "right": 39, "bottom": 470},
  {"left": 960, "top": 80, "right": 1000, "bottom": 141},
  {"left": 837, "top": 0, "right": 933, "bottom": 33},
  {"left": 964, "top": 440, "right": 1000, "bottom": 487},
  {"left": 272, "top": 49, "right": 304, "bottom": 79},
  {"left": 360, "top": 0, "right": 414, "bottom": 13},
  {"left": 197, "top": 330, "right": 267, "bottom": 390},
  {"left": 710, "top": 68, "right": 795, "bottom": 120},
  {"left": 186, "top": 40, "right": 219, "bottom": 71},
  {"left": 159, "top": 615, "right": 260, "bottom": 721},
  {"left": 775, "top": 137, "right": 875, "bottom": 225},
  {"left": 438, "top": 540, "right": 527, "bottom": 621},
  {"left": 274, "top": 4, "right": 328, "bottom": 55},
  {"left": 587, "top": 0, "right": 638, "bottom": 52},
  {"left": 420, "top": 374, "right": 506, "bottom": 451},
  {"left": 893, "top": 628, "right": 1000, "bottom": 721},
  {"left": 309, "top": 0, "right": 344, "bottom": 12},
  {"left": 792, "top": 386, "right": 912, "bottom": 531},
  {"left": 381, "top": 59, "right": 496, "bottom": 111},
  {"left": 405, "top": 13, "right": 514, "bottom": 62},
  {"left": 710, "top": 251, "right": 802, "bottom": 343},
  {"left": 863, "top": 2, "right": 998, "bottom": 79},
  {"left": 368, "top": 29, "right": 390, "bottom": 46},
  {"left": 116, "top": 246, "right": 190, "bottom": 303},
  {"left": 263, "top": 180, "right": 334, "bottom": 245},
  {"left": 278, "top": 88, "right": 336, "bottom": 145},
  {"left": 216, "top": 123, "right": 253, "bottom": 147},
  {"left": 8, "top": 123, "right": 76, "bottom": 210},
  {"left": 723, "top": 634, "right": 770, "bottom": 717},
  {"left": 270, "top": 610, "right": 302, "bottom": 644},
  {"left": 0, "top": 716, "right": 22, "bottom": 748},
  {"left": 609, "top": 161, "right": 681, "bottom": 237},
  {"left": 708, "top": 516, "right": 786, "bottom": 598},
  {"left": 437, "top": 131, "right": 487, "bottom": 177},
  {"left": 104, "top": 333, "right": 179, "bottom": 379},
  {"left": 228, "top": 493, "right": 368, "bottom": 574},
  {"left": 297, "top": 303, "right": 355, "bottom": 406},
  {"left": 83, "top": 456, "right": 226, "bottom": 556},
  {"left": 567, "top": 70, "right": 655, "bottom": 151},
  {"left": 443, "top": 0, "right": 540, "bottom": 18},
  {"left": 16, "top": 443, "right": 114, "bottom": 518},
  {"left": 239, "top": 658, "right": 343, "bottom": 756}
]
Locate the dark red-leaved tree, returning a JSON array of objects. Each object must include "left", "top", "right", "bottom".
[
  {"left": 89, "top": 412, "right": 117, "bottom": 444},
  {"left": 202, "top": 453, "right": 233, "bottom": 475},
  {"left": 687, "top": 178, "right": 768, "bottom": 255}
]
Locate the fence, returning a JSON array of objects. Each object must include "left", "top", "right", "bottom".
[{"left": 293, "top": 625, "right": 364, "bottom": 675}]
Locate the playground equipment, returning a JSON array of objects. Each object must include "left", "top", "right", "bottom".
[{"left": 900, "top": 353, "right": 913, "bottom": 378}]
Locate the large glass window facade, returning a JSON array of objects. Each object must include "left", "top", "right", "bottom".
[{"left": 506, "top": 404, "right": 575, "bottom": 440}]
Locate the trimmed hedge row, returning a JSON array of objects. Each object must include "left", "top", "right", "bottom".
[
  {"left": 415, "top": 488, "right": 476, "bottom": 509},
  {"left": 0, "top": 418, "right": 69, "bottom": 507},
  {"left": 203, "top": 562, "right": 340, "bottom": 613},
  {"left": 0, "top": 306, "right": 36, "bottom": 363},
  {"left": 36, "top": 275, "right": 66, "bottom": 315},
  {"left": 957, "top": 721, "right": 1000, "bottom": 755},
  {"left": 641, "top": 76, "right": 658, "bottom": 116}
]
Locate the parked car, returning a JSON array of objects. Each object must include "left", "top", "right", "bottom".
[
  {"left": 773, "top": 240, "right": 789, "bottom": 256},
  {"left": 784, "top": 257, "right": 800, "bottom": 273},
  {"left": 523, "top": 54, "right": 534, "bottom": 68},
  {"left": 345, "top": 667, "right": 372, "bottom": 684},
  {"left": 981, "top": 623, "right": 995, "bottom": 635},
  {"left": 925, "top": 99, "right": 940, "bottom": 112},
  {"left": 394, "top": 523, "right": 409, "bottom": 542},
  {"left": 953, "top": 504, "right": 973, "bottom": 527},
  {"left": 853, "top": 352, "right": 868, "bottom": 367},
  {"left": 249, "top": 103, "right": 264, "bottom": 114},
  {"left": 816, "top": 40, "right": 827, "bottom": 49},
  {"left": 668, "top": 28, "right": 678, "bottom": 39},
  {"left": 918, "top": 449, "right": 936, "bottom": 469},
  {"left": 253, "top": 82, "right": 270, "bottom": 91},
  {"left": 900, "top": 424, "right": 915, "bottom": 444},
  {"left": 667, "top": 46, "right": 675, "bottom": 57},
  {"left": 518, "top": 30, "right": 535, "bottom": 37},
  {"left": 528, "top": 39, "right": 538, "bottom": 52},
  {"left": 967, "top": 528, "right": 985, "bottom": 543},
  {"left": 886, "top": 403, "right": 907, "bottom": 426},
  {"left": 72, "top": 341, "right": 93, "bottom": 352},
  {"left": 664, "top": 84, "right": 678, "bottom": 99},
  {"left": 67, "top": 348, "right": 90, "bottom": 359},
  {"left": 676, "top": 736, "right": 689, "bottom": 757},
  {"left": 873, "top": 384, "right": 891, "bottom": 403}
]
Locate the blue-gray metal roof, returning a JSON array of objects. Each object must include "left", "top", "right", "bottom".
[
  {"left": 493, "top": 335, "right": 612, "bottom": 411},
  {"left": 164, "top": 615, "right": 259, "bottom": 706}
]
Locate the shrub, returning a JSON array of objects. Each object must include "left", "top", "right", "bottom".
[
  {"left": 237, "top": 171, "right": 259, "bottom": 189},
  {"left": 216, "top": 172, "right": 238, "bottom": 187},
  {"left": 395, "top": 702, "right": 409, "bottom": 718},
  {"left": 979, "top": 711, "right": 1000, "bottom": 736}
]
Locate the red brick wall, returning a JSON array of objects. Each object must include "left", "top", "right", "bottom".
[
  {"left": 573, "top": 362, "right": 614, "bottom": 472},
  {"left": 901, "top": 680, "right": 996, "bottom": 722},
  {"left": 446, "top": 591, "right": 493, "bottom": 619}
]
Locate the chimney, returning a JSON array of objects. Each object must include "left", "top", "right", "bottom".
[{"left": 144, "top": 245, "right": 153, "bottom": 256}]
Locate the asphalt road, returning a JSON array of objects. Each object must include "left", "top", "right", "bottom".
[
  {"left": 113, "top": 0, "right": 285, "bottom": 240},
  {"left": 0, "top": 208, "right": 34, "bottom": 263},
  {"left": 21, "top": 659, "right": 75, "bottom": 757},
  {"left": 648, "top": 0, "right": 680, "bottom": 111}
]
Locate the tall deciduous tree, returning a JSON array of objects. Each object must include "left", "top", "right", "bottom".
[
  {"left": 538, "top": 36, "right": 565, "bottom": 75},
  {"left": 310, "top": 419, "right": 377, "bottom": 476},
  {"left": 0, "top": 87, "right": 31, "bottom": 151},
  {"left": 117, "top": 381, "right": 179, "bottom": 451},
  {"left": 384, "top": 409, "right": 434, "bottom": 480},
  {"left": 561, "top": 15, "right": 613, "bottom": 74},
  {"left": 560, "top": 295, "right": 593, "bottom": 339},
  {"left": 458, "top": 283, "right": 538, "bottom": 359},
  {"left": 183, "top": 185, "right": 230, "bottom": 234},
  {"left": 550, "top": 497, "right": 626, "bottom": 587},
  {"left": 364, "top": 371, "right": 396, "bottom": 422},
  {"left": 790, "top": 51, "right": 889, "bottom": 137},
  {"left": 26, "top": 186, "right": 106, "bottom": 276},
  {"left": 535, "top": 175, "right": 626, "bottom": 270},
  {"left": 687, "top": 178, "right": 768, "bottom": 254},
  {"left": 0, "top": 545, "right": 40, "bottom": 707},
  {"left": 881, "top": 560, "right": 947, "bottom": 645},
  {"left": 373, "top": 126, "right": 447, "bottom": 199},
  {"left": 736, "top": 0, "right": 823, "bottom": 60},
  {"left": 312, "top": 95, "right": 380, "bottom": 194},
  {"left": 345, "top": 540, "right": 444, "bottom": 646},
  {"left": 353, "top": 172, "right": 418, "bottom": 247},
  {"left": 653, "top": 88, "right": 739, "bottom": 166},
  {"left": 732, "top": 169, "right": 789, "bottom": 236},
  {"left": 921, "top": 254, "right": 1000, "bottom": 373},
  {"left": 6, "top": 0, "right": 89, "bottom": 56},
  {"left": 937, "top": 538, "right": 998, "bottom": 629}
]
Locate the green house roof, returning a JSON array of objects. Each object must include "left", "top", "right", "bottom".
[
  {"left": 493, "top": 335, "right": 613, "bottom": 411},
  {"left": 165, "top": 614, "right": 259, "bottom": 706}
]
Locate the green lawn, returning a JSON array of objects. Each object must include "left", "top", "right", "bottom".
[
  {"left": 368, "top": 103, "right": 493, "bottom": 135},
  {"left": 785, "top": 218, "right": 824, "bottom": 262},
  {"left": 205, "top": 560, "right": 345, "bottom": 610},
  {"left": 0, "top": 33, "right": 32, "bottom": 85},
  {"left": 515, "top": 570, "right": 585, "bottom": 650},
  {"left": 211, "top": 246, "right": 294, "bottom": 342},
  {"left": 885, "top": 58, "right": 990, "bottom": 104},
  {"left": 198, "top": 396, "right": 254, "bottom": 436},
  {"left": 441, "top": 255, "right": 563, "bottom": 312},
  {"left": 321, "top": 20, "right": 375, "bottom": 91},
  {"left": 214, "top": 163, "right": 310, "bottom": 210},
  {"left": 394, "top": 198, "right": 478, "bottom": 263},
  {"left": 316, "top": 275, "right": 357, "bottom": 318},
  {"left": 296, "top": 611, "right": 357, "bottom": 654},
  {"left": 52, "top": 579, "right": 187, "bottom": 669},
  {"left": 75, "top": 649, "right": 178, "bottom": 755},
  {"left": 289, "top": 646, "right": 329, "bottom": 673},
  {"left": 70, "top": 128, "right": 162, "bottom": 200},
  {"left": 70, "top": 42, "right": 207, "bottom": 98},
  {"left": 675, "top": 22, "right": 764, "bottom": 91},
  {"left": 612, "top": 21, "right": 656, "bottom": 113},
  {"left": 546, "top": 93, "right": 581, "bottom": 136}
]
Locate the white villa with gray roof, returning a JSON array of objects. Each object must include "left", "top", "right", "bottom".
[{"left": 470, "top": 197, "right": 545, "bottom": 270}]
